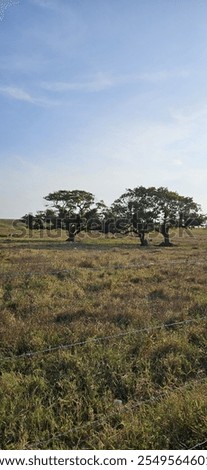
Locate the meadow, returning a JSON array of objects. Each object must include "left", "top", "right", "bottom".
[{"left": 0, "top": 219, "right": 207, "bottom": 450}]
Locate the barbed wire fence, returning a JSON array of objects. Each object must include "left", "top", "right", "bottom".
[
  {"left": 0, "top": 316, "right": 206, "bottom": 361},
  {"left": 189, "top": 438, "right": 207, "bottom": 450},
  {"left": 1, "top": 311, "right": 207, "bottom": 450},
  {"left": 1, "top": 256, "right": 207, "bottom": 449},
  {"left": 28, "top": 376, "right": 207, "bottom": 449}
]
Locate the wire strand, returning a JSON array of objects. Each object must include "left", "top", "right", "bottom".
[
  {"left": 31, "top": 375, "right": 207, "bottom": 448},
  {"left": 189, "top": 438, "right": 207, "bottom": 450},
  {"left": 1, "top": 316, "right": 205, "bottom": 361}
]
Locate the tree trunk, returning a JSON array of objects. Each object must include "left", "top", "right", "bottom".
[
  {"left": 67, "top": 232, "right": 75, "bottom": 242},
  {"left": 139, "top": 232, "right": 148, "bottom": 246},
  {"left": 66, "top": 223, "right": 76, "bottom": 242},
  {"left": 160, "top": 223, "right": 173, "bottom": 246}
]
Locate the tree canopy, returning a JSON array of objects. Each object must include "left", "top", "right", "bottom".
[
  {"left": 22, "top": 186, "right": 206, "bottom": 246},
  {"left": 44, "top": 189, "right": 106, "bottom": 241},
  {"left": 111, "top": 186, "right": 204, "bottom": 245}
]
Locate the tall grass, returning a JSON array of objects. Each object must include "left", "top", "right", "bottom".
[{"left": 0, "top": 224, "right": 207, "bottom": 449}]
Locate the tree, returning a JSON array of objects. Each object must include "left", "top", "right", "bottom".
[
  {"left": 110, "top": 186, "right": 205, "bottom": 246},
  {"left": 21, "top": 213, "right": 34, "bottom": 231},
  {"left": 153, "top": 187, "right": 204, "bottom": 245},
  {"left": 44, "top": 190, "right": 107, "bottom": 241},
  {"left": 21, "top": 209, "right": 58, "bottom": 231},
  {"left": 110, "top": 186, "right": 160, "bottom": 245},
  {"left": 21, "top": 186, "right": 205, "bottom": 246}
]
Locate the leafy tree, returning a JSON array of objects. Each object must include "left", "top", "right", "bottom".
[
  {"left": 21, "top": 209, "right": 58, "bottom": 231},
  {"left": 110, "top": 186, "right": 205, "bottom": 246},
  {"left": 110, "top": 186, "right": 160, "bottom": 245},
  {"left": 44, "top": 190, "right": 107, "bottom": 241},
  {"left": 21, "top": 186, "right": 205, "bottom": 245},
  {"left": 21, "top": 213, "right": 34, "bottom": 231},
  {"left": 44, "top": 190, "right": 96, "bottom": 216},
  {"left": 153, "top": 187, "right": 204, "bottom": 245}
]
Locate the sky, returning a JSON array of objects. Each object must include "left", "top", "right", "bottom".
[{"left": 0, "top": 0, "right": 207, "bottom": 218}]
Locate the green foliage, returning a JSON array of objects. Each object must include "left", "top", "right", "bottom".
[
  {"left": 21, "top": 186, "right": 205, "bottom": 245},
  {"left": 111, "top": 186, "right": 205, "bottom": 245},
  {"left": 44, "top": 190, "right": 96, "bottom": 217}
]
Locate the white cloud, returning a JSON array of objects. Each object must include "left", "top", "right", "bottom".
[
  {"left": 0, "top": 85, "right": 60, "bottom": 106},
  {"left": 30, "top": 0, "right": 59, "bottom": 9},
  {"left": 1, "top": 100, "right": 207, "bottom": 218},
  {"left": 41, "top": 75, "right": 113, "bottom": 93},
  {"left": 41, "top": 69, "right": 190, "bottom": 94},
  {"left": 172, "top": 159, "right": 183, "bottom": 166},
  {"left": 0, "top": 86, "right": 34, "bottom": 102},
  {"left": 137, "top": 69, "right": 190, "bottom": 82},
  {"left": 0, "top": 0, "right": 20, "bottom": 21}
]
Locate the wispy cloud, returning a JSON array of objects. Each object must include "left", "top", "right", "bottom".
[
  {"left": 30, "top": 0, "right": 59, "bottom": 9},
  {"left": 0, "top": 0, "right": 20, "bottom": 21},
  {"left": 41, "top": 74, "right": 113, "bottom": 93},
  {"left": 137, "top": 69, "right": 190, "bottom": 82},
  {"left": 0, "top": 86, "right": 35, "bottom": 102},
  {"left": 29, "top": 0, "right": 68, "bottom": 15},
  {"left": 41, "top": 69, "right": 190, "bottom": 94},
  {"left": 0, "top": 85, "right": 60, "bottom": 106},
  {"left": 172, "top": 159, "right": 183, "bottom": 166},
  {"left": 1, "top": 102, "right": 207, "bottom": 218}
]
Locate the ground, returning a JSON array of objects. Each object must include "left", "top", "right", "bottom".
[{"left": 0, "top": 221, "right": 207, "bottom": 449}]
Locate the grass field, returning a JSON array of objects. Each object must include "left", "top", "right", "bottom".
[{"left": 0, "top": 220, "right": 207, "bottom": 449}]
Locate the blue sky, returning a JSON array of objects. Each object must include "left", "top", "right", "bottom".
[{"left": 0, "top": 0, "right": 207, "bottom": 218}]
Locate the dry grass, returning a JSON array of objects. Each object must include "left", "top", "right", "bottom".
[{"left": 0, "top": 223, "right": 207, "bottom": 449}]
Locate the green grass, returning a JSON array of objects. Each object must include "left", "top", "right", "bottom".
[{"left": 0, "top": 221, "right": 207, "bottom": 449}]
